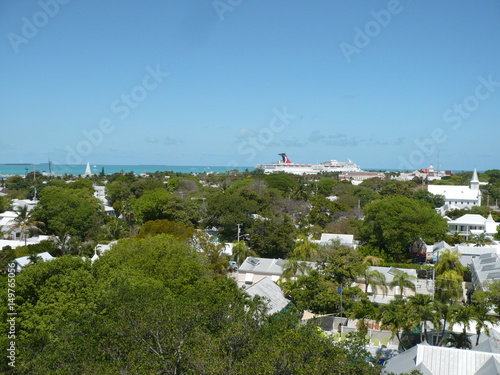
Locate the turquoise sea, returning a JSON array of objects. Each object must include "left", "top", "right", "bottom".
[{"left": 0, "top": 163, "right": 254, "bottom": 177}]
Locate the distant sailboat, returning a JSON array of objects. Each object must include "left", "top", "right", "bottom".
[{"left": 83, "top": 162, "right": 92, "bottom": 177}]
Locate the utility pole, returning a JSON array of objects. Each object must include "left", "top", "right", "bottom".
[
  {"left": 339, "top": 284, "right": 343, "bottom": 320},
  {"left": 237, "top": 224, "right": 242, "bottom": 242}
]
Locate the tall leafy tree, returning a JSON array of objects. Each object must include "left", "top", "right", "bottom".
[
  {"left": 434, "top": 300, "right": 453, "bottom": 346},
  {"left": 280, "top": 259, "right": 311, "bottom": 283},
  {"left": 359, "top": 196, "right": 448, "bottom": 261},
  {"left": 248, "top": 214, "right": 296, "bottom": 258},
  {"left": 315, "top": 242, "right": 367, "bottom": 286},
  {"left": 205, "top": 193, "right": 256, "bottom": 241},
  {"left": 32, "top": 186, "right": 105, "bottom": 240}
]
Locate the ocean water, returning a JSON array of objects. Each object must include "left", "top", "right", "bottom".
[{"left": 0, "top": 163, "right": 254, "bottom": 177}]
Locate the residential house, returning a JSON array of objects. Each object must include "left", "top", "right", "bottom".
[
  {"left": 353, "top": 267, "right": 429, "bottom": 304},
  {"left": 244, "top": 278, "right": 291, "bottom": 315},
  {"left": 470, "top": 252, "right": 500, "bottom": 292},
  {"left": 313, "top": 233, "right": 356, "bottom": 248},
  {"left": 447, "top": 213, "right": 499, "bottom": 241},
  {"left": 238, "top": 257, "right": 288, "bottom": 286},
  {"left": 383, "top": 341, "right": 500, "bottom": 375},
  {"left": 12, "top": 252, "right": 54, "bottom": 274}
]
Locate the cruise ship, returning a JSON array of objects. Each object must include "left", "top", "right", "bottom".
[{"left": 256, "top": 154, "right": 362, "bottom": 175}]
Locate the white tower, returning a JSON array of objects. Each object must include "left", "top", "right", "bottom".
[{"left": 470, "top": 168, "right": 479, "bottom": 191}]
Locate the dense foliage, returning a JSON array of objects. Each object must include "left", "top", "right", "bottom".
[
  {"left": 0, "top": 235, "right": 381, "bottom": 374},
  {"left": 359, "top": 196, "right": 448, "bottom": 261}
]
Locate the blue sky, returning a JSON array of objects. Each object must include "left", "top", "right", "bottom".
[{"left": 1, "top": 0, "right": 499, "bottom": 170}]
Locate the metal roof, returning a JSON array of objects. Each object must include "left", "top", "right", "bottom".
[
  {"left": 244, "top": 278, "right": 290, "bottom": 315},
  {"left": 384, "top": 344, "right": 500, "bottom": 375}
]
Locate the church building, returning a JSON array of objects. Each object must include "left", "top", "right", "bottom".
[{"left": 428, "top": 169, "right": 481, "bottom": 213}]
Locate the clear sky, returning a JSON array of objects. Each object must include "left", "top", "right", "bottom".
[{"left": 1, "top": 0, "right": 499, "bottom": 170}]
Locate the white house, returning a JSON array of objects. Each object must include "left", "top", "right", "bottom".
[
  {"left": 0, "top": 211, "right": 19, "bottom": 239},
  {"left": 313, "top": 233, "right": 356, "bottom": 248},
  {"left": 238, "top": 257, "right": 288, "bottom": 286},
  {"left": 353, "top": 267, "right": 428, "bottom": 304},
  {"left": 384, "top": 342, "right": 500, "bottom": 375},
  {"left": 470, "top": 252, "right": 500, "bottom": 292},
  {"left": 12, "top": 252, "right": 54, "bottom": 273},
  {"left": 447, "top": 213, "right": 499, "bottom": 241},
  {"left": 94, "top": 185, "right": 116, "bottom": 217},
  {"left": 237, "top": 257, "right": 316, "bottom": 287},
  {"left": 429, "top": 169, "right": 482, "bottom": 213},
  {"left": 11, "top": 199, "right": 37, "bottom": 212}
]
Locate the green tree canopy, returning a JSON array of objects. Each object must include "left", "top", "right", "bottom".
[
  {"left": 413, "top": 189, "right": 445, "bottom": 208},
  {"left": 0, "top": 234, "right": 381, "bottom": 374},
  {"left": 359, "top": 196, "right": 448, "bottom": 261},
  {"left": 248, "top": 215, "right": 296, "bottom": 258},
  {"left": 32, "top": 186, "right": 105, "bottom": 240},
  {"left": 315, "top": 242, "right": 367, "bottom": 286},
  {"left": 0, "top": 195, "right": 10, "bottom": 213},
  {"left": 137, "top": 219, "right": 196, "bottom": 242}
]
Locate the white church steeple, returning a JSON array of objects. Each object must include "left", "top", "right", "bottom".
[{"left": 470, "top": 168, "right": 479, "bottom": 191}]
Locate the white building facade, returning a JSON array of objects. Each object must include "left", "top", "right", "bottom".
[{"left": 429, "top": 169, "right": 482, "bottom": 212}]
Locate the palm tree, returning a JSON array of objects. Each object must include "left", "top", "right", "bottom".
[
  {"left": 363, "top": 268, "right": 388, "bottom": 295},
  {"left": 51, "top": 232, "right": 74, "bottom": 256},
  {"left": 348, "top": 298, "right": 377, "bottom": 335},
  {"left": 448, "top": 304, "right": 473, "bottom": 349},
  {"left": 292, "top": 234, "right": 319, "bottom": 261},
  {"left": 442, "top": 332, "right": 471, "bottom": 349},
  {"left": 363, "top": 255, "right": 384, "bottom": 266},
  {"left": 280, "top": 259, "right": 310, "bottom": 282},
  {"left": 389, "top": 270, "right": 416, "bottom": 297},
  {"left": 28, "top": 252, "right": 40, "bottom": 265},
  {"left": 471, "top": 233, "right": 492, "bottom": 247},
  {"left": 471, "top": 291, "right": 499, "bottom": 346},
  {"left": 7, "top": 206, "right": 44, "bottom": 245},
  {"left": 231, "top": 240, "right": 256, "bottom": 265},
  {"left": 435, "top": 300, "right": 453, "bottom": 346},
  {"left": 409, "top": 294, "right": 435, "bottom": 343},
  {"left": 435, "top": 249, "right": 466, "bottom": 277},
  {"left": 120, "top": 201, "right": 135, "bottom": 224},
  {"left": 435, "top": 270, "right": 464, "bottom": 303},
  {"left": 379, "top": 298, "right": 419, "bottom": 350}
]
